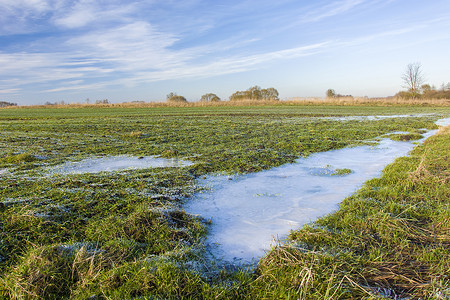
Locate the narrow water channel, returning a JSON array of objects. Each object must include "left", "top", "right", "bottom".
[{"left": 185, "top": 118, "right": 449, "bottom": 264}]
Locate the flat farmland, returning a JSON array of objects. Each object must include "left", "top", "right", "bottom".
[{"left": 0, "top": 103, "right": 449, "bottom": 299}]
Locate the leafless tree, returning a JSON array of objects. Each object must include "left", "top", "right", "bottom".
[{"left": 401, "top": 62, "right": 424, "bottom": 99}]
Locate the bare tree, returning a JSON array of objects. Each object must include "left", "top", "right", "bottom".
[{"left": 401, "top": 62, "right": 424, "bottom": 99}]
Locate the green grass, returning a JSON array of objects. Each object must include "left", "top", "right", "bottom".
[
  {"left": 254, "top": 126, "right": 450, "bottom": 299},
  {"left": 0, "top": 104, "right": 448, "bottom": 299},
  {"left": 332, "top": 168, "right": 353, "bottom": 176},
  {"left": 386, "top": 132, "right": 424, "bottom": 141}
]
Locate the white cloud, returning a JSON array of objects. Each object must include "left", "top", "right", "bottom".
[
  {"left": 0, "top": 4, "right": 331, "bottom": 96},
  {"left": 0, "top": 0, "right": 141, "bottom": 34},
  {"left": 0, "top": 88, "right": 21, "bottom": 95},
  {"left": 0, "top": 0, "right": 53, "bottom": 34},
  {"left": 52, "top": 1, "right": 139, "bottom": 28},
  {"left": 0, "top": 0, "right": 51, "bottom": 13},
  {"left": 0, "top": 51, "right": 109, "bottom": 90},
  {"left": 66, "top": 21, "right": 185, "bottom": 70},
  {"left": 111, "top": 41, "right": 331, "bottom": 84},
  {"left": 53, "top": 2, "right": 96, "bottom": 28},
  {"left": 42, "top": 81, "right": 110, "bottom": 93},
  {"left": 2, "top": 0, "right": 448, "bottom": 99},
  {"left": 300, "top": 0, "right": 365, "bottom": 23}
]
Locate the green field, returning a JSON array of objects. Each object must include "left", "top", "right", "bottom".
[{"left": 0, "top": 104, "right": 449, "bottom": 299}]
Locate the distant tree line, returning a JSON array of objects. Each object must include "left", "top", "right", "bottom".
[
  {"left": 397, "top": 62, "right": 450, "bottom": 99},
  {"left": 229, "top": 86, "right": 279, "bottom": 101},
  {"left": 166, "top": 86, "right": 280, "bottom": 103},
  {"left": 0, "top": 101, "right": 17, "bottom": 107},
  {"left": 95, "top": 99, "right": 109, "bottom": 104},
  {"left": 44, "top": 99, "right": 110, "bottom": 105},
  {"left": 396, "top": 82, "right": 450, "bottom": 99},
  {"left": 326, "top": 89, "right": 353, "bottom": 99}
]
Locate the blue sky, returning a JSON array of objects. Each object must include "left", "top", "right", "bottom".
[{"left": 1, "top": 0, "right": 449, "bottom": 105}]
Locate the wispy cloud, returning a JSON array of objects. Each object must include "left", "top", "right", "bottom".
[
  {"left": 0, "top": 0, "right": 51, "bottom": 15},
  {"left": 300, "top": 0, "right": 365, "bottom": 23},
  {"left": 0, "top": 52, "right": 103, "bottom": 81},
  {"left": 52, "top": 41, "right": 332, "bottom": 91},
  {"left": 53, "top": 1, "right": 139, "bottom": 28},
  {"left": 66, "top": 21, "right": 182, "bottom": 70},
  {"left": 0, "top": 0, "right": 52, "bottom": 34},
  {"left": 42, "top": 81, "right": 111, "bottom": 93},
  {"left": 21, "top": 30, "right": 329, "bottom": 94},
  {"left": 0, "top": 88, "right": 21, "bottom": 95},
  {"left": 1, "top": 0, "right": 366, "bottom": 95},
  {"left": 1, "top": 0, "right": 449, "bottom": 100}
]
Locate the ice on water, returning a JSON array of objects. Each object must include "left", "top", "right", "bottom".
[
  {"left": 185, "top": 120, "right": 448, "bottom": 264},
  {"left": 48, "top": 156, "right": 193, "bottom": 175}
]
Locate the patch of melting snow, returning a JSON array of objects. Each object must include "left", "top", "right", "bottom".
[
  {"left": 47, "top": 155, "right": 193, "bottom": 175},
  {"left": 185, "top": 118, "right": 449, "bottom": 265},
  {"left": 58, "top": 242, "right": 102, "bottom": 255},
  {"left": 436, "top": 118, "right": 450, "bottom": 126},
  {"left": 322, "top": 113, "right": 435, "bottom": 122}
]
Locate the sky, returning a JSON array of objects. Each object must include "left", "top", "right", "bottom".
[{"left": 1, "top": 0, "right": 449, "bottom": 105}]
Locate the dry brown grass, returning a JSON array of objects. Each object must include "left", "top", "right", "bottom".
[
  {"left": 409, "top": 126, "right": 449, "bottom": 185},
  {"left": 3, "top": 97, "right": 449, "bottom": 110},
  {"left": 1, "top": 244, "right": 109, "bottom": 300},
  {"left": 288, "top": 96, "right": 450, "bottom": 106}
]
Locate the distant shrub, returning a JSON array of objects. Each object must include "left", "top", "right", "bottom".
[
  {"left": 395, "top": 91, "right": 416, "bottom": 99},
  {"left": 166, "top": 93, "right": 187, "bottom": 103},
  {"left": 200, "top": 93, "right": 220, "bottom": 102},
  {"left": 326, "top": 89, "right": 353, "bottom": 99},
  {"left": 95, "top": 99, "right": 109, "bottom": 104},
  {"left": 422, "top": 89, "right": 450, "bottom": 99},
  {"left": 326, "top": 89, "right": 336, "bottom": 98},
  {"left": 396, "top": 81, "right": 450, "bottom": 99},
  {"left": 0, "top": 101, "right": 18, "bottom": 107},
  {"left": 396, "top": 89, "right": 450, "bottom": 99}
]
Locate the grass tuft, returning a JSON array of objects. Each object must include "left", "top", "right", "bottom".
[{"left": 256, "top": 124, "right": 450, "bottom": 299}]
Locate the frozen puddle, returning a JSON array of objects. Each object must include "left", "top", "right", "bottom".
[
  {"left": 436, "top": 118, "right": 450, "bottom": 126},
  {"left": 186, "top": 121, "right": 448, "bottom": 264},
  {"left": 321, "top": 113, "right": 435, "bottom": 122},
  {"left": 48, "top": 156, "right": 193, "bottom": 175}
]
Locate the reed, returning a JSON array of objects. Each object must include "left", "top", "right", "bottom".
[{"left": 3, "top": 97, "right": 449, "bottom": 110}]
